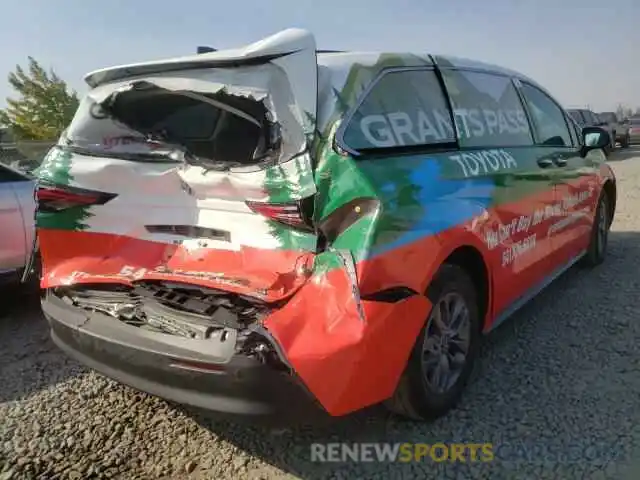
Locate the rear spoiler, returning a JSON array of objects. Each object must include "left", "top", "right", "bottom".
[{"left": 84, "top": 28, "right": 315, "bottom": 88}]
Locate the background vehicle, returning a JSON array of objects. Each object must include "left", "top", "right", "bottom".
[
  {"left": 0, "top": 163, "right": 36, "bottom": 286},
  {"left": 626, "top": 117, "right": 640, "bottom": 145},
  {"left": 36, "top": 28, "right": 617, "bottom": 422},
  {"left": 598, "top": 112, "right": 630, "bottom": 148},
  {"left": 567, "top": 108, "right": 616, "bottom": 153}
]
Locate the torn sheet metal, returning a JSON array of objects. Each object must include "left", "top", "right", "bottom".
[
  {"left": 333, "top": 248, "right": 365, "bottom": 323},
  {"left": 38, "top": 228, "right": 316, "bottom": 302},
  {"left": 264, "top": 250, "right": 431, "bottom": 416},
  {"left": 36, "top": 30, "right": 321, "bottom": 297}
]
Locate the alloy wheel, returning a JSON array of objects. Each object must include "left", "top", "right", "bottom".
[{"left": 421, "top": 292, "right": 471, "bottom": 394}]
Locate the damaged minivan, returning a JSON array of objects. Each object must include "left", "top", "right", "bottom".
[{"left": 36, "top": 28, "right": 616, "bottom": 421}]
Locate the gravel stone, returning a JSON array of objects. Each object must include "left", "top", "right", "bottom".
[{"left": 2, "top": 149, "right": 640, "bottom": 479}]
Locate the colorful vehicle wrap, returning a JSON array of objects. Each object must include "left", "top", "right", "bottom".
[{"left": 35, "top": 29, "right": 616, "bottom": 417}]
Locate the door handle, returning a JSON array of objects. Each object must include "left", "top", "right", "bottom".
[{"left": 537, "top": 158, "right": 554, "bottom": 168}]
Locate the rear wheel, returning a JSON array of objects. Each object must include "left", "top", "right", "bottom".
[
  {"left": 385, "top": 264, "right": 480, "bottom": 421},
  {"left": 581, "top": 192, "right": 610, "bottom": 267}
]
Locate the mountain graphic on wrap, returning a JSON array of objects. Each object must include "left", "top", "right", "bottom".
[{"left": 34, "top": 147, "right": 94, "bottom": 231}]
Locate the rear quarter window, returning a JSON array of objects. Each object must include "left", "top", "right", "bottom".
[
  {"left": 341, "top": 69, "right": 456, "bottom": 151},
  {"left": 439, "top": 69, "right": 533, "bottom": 148}
]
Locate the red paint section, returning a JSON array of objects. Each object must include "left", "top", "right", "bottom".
[
  {"left": 38, "top": 229, "right": 314, "bottom": 301},
  {"left": 264, "top": 264, "right": 431, "bottom": 416},
  {"left": 347, "top": 184, "right": 557, "bottom": 332},
  {"left": 553, "top": 174, "right": 597, "bottom": 266}
]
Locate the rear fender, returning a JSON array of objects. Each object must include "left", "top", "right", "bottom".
[{"left": 264, "top": 248, "right": 431, "bottom": 416}]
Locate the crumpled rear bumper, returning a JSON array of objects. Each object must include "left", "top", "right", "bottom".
[
  {"left": 42, "top": 246, "right": 433, "bottom": 419},
  {"left": 42, "top": 293, "right": 325, "bottom": 420}
]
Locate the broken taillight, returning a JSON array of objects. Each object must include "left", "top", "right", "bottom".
[
  {"left": 245, "top": 199, "right": 314, "bottom": 232},
  {"left": 36, "top": 183, "right": 117, "bottom": 212}
]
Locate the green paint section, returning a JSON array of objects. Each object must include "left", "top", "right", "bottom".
[
  {"left": 37, "top": 207, "right": 94, "bottom": 231},
  {"left": 35, "top": 147, "right": 75, "bottom": 186},
  {"left": 312, "top": 248, "right": 351, "bottom": 275},
  {"left": 34, "top": 146, "right": 95, "bottom": 231},
  {"left": 262, "top": 141, "right": 317, "bottom": 251},
  {"left": 262, "top": 152, "right": 316, "bottom": 204}
]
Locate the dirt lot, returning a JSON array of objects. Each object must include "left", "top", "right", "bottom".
[{"left": 2, "top": 149, "right": 640, "bottom": 479}]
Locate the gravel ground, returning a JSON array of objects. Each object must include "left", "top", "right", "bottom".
[{"left": 2, "top": 149, "right": 640, "bottom": 479}]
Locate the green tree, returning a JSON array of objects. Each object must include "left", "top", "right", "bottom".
[{"left": 0, "top": 57, "right": 79, "bottom": 140}]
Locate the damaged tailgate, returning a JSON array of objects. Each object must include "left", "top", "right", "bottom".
[
  {"left": 37, "top": 28, "right": 320, "bottom": 301},
  {"left": 37, "top": 29, "right": 431, "bottom": 418}
]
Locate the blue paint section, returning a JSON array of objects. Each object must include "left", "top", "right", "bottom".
[{"left": 365, "top": 157, "right": 496, "bottom": 258}]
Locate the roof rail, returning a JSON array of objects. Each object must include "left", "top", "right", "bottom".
[{"left": 316, "top": 49, "right": 345, "bottom": 53}]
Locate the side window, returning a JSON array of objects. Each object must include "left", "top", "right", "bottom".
[
  {"left": 568, "top": 111, "right": 582, "bottom": 125},
  {"left": 341, "top": 70, "right": 456, "bottom": 151},
  {"left": 519, "top": 83, "right": 572, "bottom": 147},
  {"left": 440, "top": 69, "right": 533, "bottom": 148},
  {"left": 580, "top": 111, "right": 590, "bottom": 125},
  {"left": 567, "top": 115, "right": 579, "bottom": 147},
  {"left": 567, "top": 115, "right": 583, "bottom": 146},
  {"left": 584, "top": 111, "right": 594, "bottom": 124}
]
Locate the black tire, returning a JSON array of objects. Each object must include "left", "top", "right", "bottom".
[
  {"left": 580, "top": 192, "right": 610, "bottom": 267},
  {"left": 385, "top": 264, "right": 481, "bottom": 421}
]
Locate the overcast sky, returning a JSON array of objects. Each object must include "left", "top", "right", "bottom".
[{"left": 1, "top": 0, "right": 638, "bottom": 112}]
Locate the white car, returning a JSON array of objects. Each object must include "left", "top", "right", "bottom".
[{"left": 0, "top": 163, "right": 36, "bottom": 286}]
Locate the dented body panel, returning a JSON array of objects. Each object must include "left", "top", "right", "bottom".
[{"left": 37, "top": 29, "right": 616, "bottom": 419}]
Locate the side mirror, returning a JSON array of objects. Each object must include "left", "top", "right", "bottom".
[{"left": 581, "top": 126, "right": 610, "bottom": 155}]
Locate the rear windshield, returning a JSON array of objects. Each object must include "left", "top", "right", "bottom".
[
  {"left": 62, "top": 82, "right": 278, "bottom": 167},
  {"left": 629, "top": 118, "right": 640, "bottom": 126}
]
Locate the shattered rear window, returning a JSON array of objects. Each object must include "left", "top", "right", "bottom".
[{"left": 62, "top": 82, "right": 280, "bottom": 167}]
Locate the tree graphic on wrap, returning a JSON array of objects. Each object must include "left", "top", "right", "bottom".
[
  {"left": 34, "top": 147, "right": 94, "bottom": 231},
  {"left": 312, "top": 55, "right": 437, "bottom": 258}
]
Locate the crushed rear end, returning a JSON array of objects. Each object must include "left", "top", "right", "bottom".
[{"left": 36, "top": 30, "right": 432, "bottom": 418}]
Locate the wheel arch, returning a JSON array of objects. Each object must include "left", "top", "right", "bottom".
[{"left": 441, "top": 244, "right": 491, "bottom": 333}]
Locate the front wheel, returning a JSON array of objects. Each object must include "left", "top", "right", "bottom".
[
  {"left": 385, "top": 264, "right": 481, "bottom": 421},
  {"left": 581, "top": 193, "right": 610, "bottom": 267}
]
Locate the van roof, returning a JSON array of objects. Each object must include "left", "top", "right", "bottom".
[{"left": 83, "top": 28, "right": 545, "bottom": 94}]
